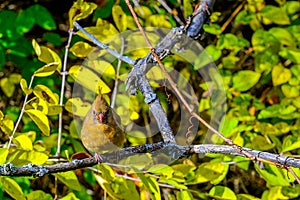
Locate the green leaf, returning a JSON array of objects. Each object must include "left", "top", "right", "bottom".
[
  {"left": 55, "top": 171, "right": 82, "bottom": 191},
  {"left": 27, "top": 5, "right": 56, "bottom": 30},
  {"left": 252, "top": 29, "right": 280, "bottom": 53},
  {"left": 203, "top": 24, "right": 222, "bottom": 35},
  {"left": 25, "top": 109, "right": 50, "bottom": 136},
  {"left": 148, "top": 164, "right": 174, "bottom": 178},
  {"left": 68, "top": 65, "right": 111, "bottom": 94},
  {"left": 187, "top": 162, "right": 227, "bottom": 184},
  {"left": 282, "top": 135, "right": 300, "bottom": 153},
  {"left": 281, "top": 84, "right": 299, "bottom": 98},
  {"left": 235, "top": 10, "right": 255, "bottom": 25},
  {"left": 134, "top": 169, "right": 161, "bottom": 200},
  {"left": 255, "top": 163, "right": 290, "bottom": 186},
  {"left": 1, "top": 177, "right": 25, "bottom": 200},
  {"left": 260, "top": 5, "right": 290, "bottom": 25},
  {"left": 112, "top": 5, "right": 127, "bottom": 32},
  {"left": 251, "top": 135, "right": 275, "bottom": 151},
  {"left": 26, "top": 190, "right": 52, "bottom": 200},
  {"left": 279, "top": 48, "right": 300, "bottom": 64},
  {"left": 269, "top": 28, "right": 296, "bottom": 48},
  {"left": 217, "top": 33, "right": 250, "bottom": 53},
  {"left": 176, "top": 190, "right": 193, "bottom": 200},
  {"left": 0, "top": 45, "right": 5, "bottom": 67},
  {"left": 16, "top": 9, "right": 35, "bottom": 34},
  {"left": 233, "top": 70, "right": 261, "bottom": 91},
  {"left": 183, "top": 0, "right": 193, "bottom": 18},
  {"left": 126, "top": 130, "right": 147, "bottom": 145},
  {"left": 205, "top": 45, "right": 222, "bottom": 61},
  {"left": 272, "top": 64, "right": 291, "bottom": 86},
  {"left": 255, "top": 49, "right": 279, "bottom": 74},
  {"left": 43, "top": 32, "right": 62, "bottom": 46},
  {"left": 208, "top": 186, "right": 237, "bottom": 200}
]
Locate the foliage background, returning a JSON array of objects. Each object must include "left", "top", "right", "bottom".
[{"left": 0, "top": 0, "right": 299, "bottom": 199}]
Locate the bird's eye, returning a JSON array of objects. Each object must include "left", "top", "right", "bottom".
[{"left": 96, "top": 112, "right": 106, "bottom": 123}]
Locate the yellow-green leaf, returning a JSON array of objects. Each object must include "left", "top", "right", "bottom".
[
  {"left": 85, "top": 60, "right": 116, "bottom": 79},
  {"left": 33, "top": 84, "right": 59, "bottom": 104},
  {"left": 134, "top": 169, "right": 161, "bottom": 200},
  {"left": 34, "top": 62, "right": 59, "bottom": 77},
  {"left": 0, "top": 77, "right": 15, "bottom": 97},
  {"left": 69, "top": 0, "right": 97, "bottom": 27},
  {"left": 1, "top": 177, "right": 25, "bottom": 200},
  {"left": 112, "top": 5, "right": 127, "bottom": 32},
  {"left": 233, "top": 70, "right": 261, "bottom": 91},
  {"left": 20, "top": 79, "right": 32, "bottom": 95},
  {"left": 272, "top": 64, "right": 291, "bottom": 86},
  {"left": 26, "top": 109, "right": 50, "bottom": 136},
  {"left": 47, "top": 105, "right": 63, "bottom": 115},
  {"left": 176, "top": 190, "right": 193, "bottom": 200},
  {"left": 209, "top": 186, "right": 237, "bottom": 200},
  {"left": 26, "top": 190, "right": 53, "bottom": 200},
  {"left": 65, "top": 98, "right": 91, "bottom": 117},
  {"left": 70, "top": 41, "right": 93, "bottom": 57},
  {"left": 69, "top": 65, "right": 111, "bottom": 94},
  {"left": 0, "top": 115, "right": 14, "bottom": 135},
  {"left": 32, "top": 39, "right": 62, "bottom": 71},
  {"left": 0, "top": 148, "right": 8, "bottom": 164},
  {"left": 14, "top": 134, "right": 33, "bottom": 150},
  {"left": 55, "top": 171, "right": 82, "bottom": 191}
]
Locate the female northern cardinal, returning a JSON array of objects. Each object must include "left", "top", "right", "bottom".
[{"left": 81, "top": 91, "right": 125, "bottom": 156}]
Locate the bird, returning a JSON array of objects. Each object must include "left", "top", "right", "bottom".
[{"left": 80, "top": 90, "right": 125, "bottom": 160}]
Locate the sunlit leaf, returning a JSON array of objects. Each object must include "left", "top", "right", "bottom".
[
  {"left": 70, "top": 41, "right": 94, "bottom": 58},
  {"left": 233, "top": 70, "right": 261, "bottom": 91},
  {"left": 176, "top": 190, "right": 193, "bottom": 200},
  {"left": 0, "top": 148, "right": 8, "bottom": 164},
  {"left": 69, "top": 65, "right": 111, "bottom": 94},
  {"left": 69, "top": 0, "right": 97, "bottom": 27},
  {"left": 33, "top": 84, "right": 59, "bottom": 104},
  {"left": 255, "top": 163, "right": 290, "bottom": 186},
  {"left": 20, "top": 78, "right": 32, "bottom": 95},
  {"left": 32, "top": 39, "right": 62, "bottom": 71},
  {"left": 134, "top": 168, "right": 161, "bottom": 200},
  {"left": 25, "top": 109, "right": 50, "bottom": 136},
  {"left": 112, "top": 5, "right": 127, "bottom": 32},
  {"left": 65, "top": 98, "right": 91, "bottom": 117},
  {"left": 1, "top": 177, "right": 25, "bottom": 200},
  {"left": 209, "top": 186, "right": 237, "bottom": 200},
  {"left": 26, "top": 190, "right": 52, "bottom": 200},
  {"left": 34, "top": 62, "right": 59, "bottom": 77},
  {"left": 55, "top": 171, "right": 82, "bottom": 191},
  {"left": 14, "top": 134, "right": 33, "bottom": 150},
  {"left": 272, "top": 64, "right": 291, "bottom": 86},
  {"left": 260, "top": 5, "right": 290, "bottom": 25}
]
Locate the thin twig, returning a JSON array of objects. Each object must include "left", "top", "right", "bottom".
[
  {"left": 221, "top": 0, "right": 246, "bottom": 32},
  {"left": 8, "top": 75, "right": 34, "bottom": 149},
  {"left": 73, "top": 22, "right": 135, "bottom": 65},
  {"left": 158, "top": 0, "right": 184, "bottom": 26},
  {"left": 111, "top": 37, "right": 125, "bottom": 109},
  {"left": 56, "top": 29, "right": 74, "bottom": 157}
]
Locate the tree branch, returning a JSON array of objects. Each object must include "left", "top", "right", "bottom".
[{"left": 2, "top": 143, "right": 300, "bottom": 177}]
